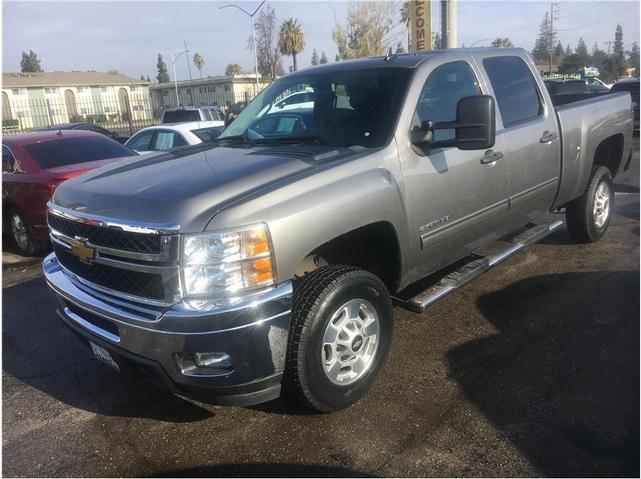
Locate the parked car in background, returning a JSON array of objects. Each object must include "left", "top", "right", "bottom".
[
  {"left": 271, "top": 90, "right": 315, "bottom": 111},
  {"left": 2, "top": 130, "right": 136, "bottom": 255},
  {"left": 35, "top": 122, "right": 129, "bottom": 144},
  {"left": 161, "top": 106, "right": 225, "bottom": 124},
  {"left": 124, "top": 123, "right": 225, "bottom": 154},
  {"left": 544, "top": 78, "right": 609, "bottom": 105},
  {"left": 586, "top": 77, "right": 610, "bottom": 93},
  {"left": 610, "top": 77, "right": 640, "bottom": 131}
]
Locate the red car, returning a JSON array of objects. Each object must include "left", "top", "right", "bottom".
[{"left": 2, "top": 130, "right": 137, "bottom": 256}]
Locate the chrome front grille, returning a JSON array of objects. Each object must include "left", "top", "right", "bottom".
[
  {"left": 47, "top": 212, "right": 162, "bottom": 255},
  {"left": 47, "top": 203, "right": 181, "bottom": 305}
]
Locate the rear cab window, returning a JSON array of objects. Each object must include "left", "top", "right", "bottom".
[
  {"left": 483, "top": 56, "right": 543, "bottom": 127},
  {"left": 24, "top": 136, "right": 134, "bottom": 169},
  {"left": 162, "top": 109, "right": 201, "bottom": 123}
]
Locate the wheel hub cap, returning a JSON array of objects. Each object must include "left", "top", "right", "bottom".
[
  {"left": 11, "top": 214, "right": 29, "bottom": 250},
  {"left": 593, "top": 181, "right": 611, "bottom": 228},
  {"left": 321, "top": 298, "right": 380, "bottom": 386}
]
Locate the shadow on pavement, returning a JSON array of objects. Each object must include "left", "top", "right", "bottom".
[
  {"left": 153, "top": 463, "right": 374, "bottom": 477},
  {"left": 2, "top": 277, "right": 213, "bottom": 423},
  {"left": 446, "top": 271, "right": 640, "bottom": 477}
]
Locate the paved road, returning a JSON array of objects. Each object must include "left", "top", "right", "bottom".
[{"left": 3, "top": 141, "right": 639, "bottom": 477}]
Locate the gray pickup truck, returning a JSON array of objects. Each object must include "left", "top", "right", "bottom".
[{"left": 43, "top": 48, "right": 634, "bottom": 412}]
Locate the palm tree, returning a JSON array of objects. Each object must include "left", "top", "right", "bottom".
[
  {"left": 278, "top": 18, "right": 305, "bottom": 71},
  {"left": 193, "top": 53, "right": 205, "bottom": 78}
]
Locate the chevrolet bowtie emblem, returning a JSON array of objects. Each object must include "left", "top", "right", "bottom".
[{"left": 69, "top": 239, "right": 95, "bottom": 264}]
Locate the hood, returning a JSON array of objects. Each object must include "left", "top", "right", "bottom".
[
  {"left": 52, "top": 143, "right": 350, "bottom": 232},
  {"left": 46, "top": 157, "right": 131, "bottom": 178}
]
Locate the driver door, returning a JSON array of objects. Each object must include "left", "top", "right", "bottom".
[{"left": 398, "top": 59, "right": 509, "bottom": 281}]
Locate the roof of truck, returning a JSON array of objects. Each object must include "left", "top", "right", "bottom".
[{"left": 288, "top": 48, "right": 528, "bottom": 76}]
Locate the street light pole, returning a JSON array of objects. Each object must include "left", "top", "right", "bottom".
[
  {"left": 171, "top": 47, "right": 189, "bottom": 107},
  {"left": 220, "top": 1, "right": 265, "bottom": 96},
  {"left": 469, "top": 38, "right": 490, "bottom": 48}
]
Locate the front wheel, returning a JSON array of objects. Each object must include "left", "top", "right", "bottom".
[
  {"left": 9, "top": 208, "right": 41, "bottom": 256},
  {"left": 285, "top": 265, "right": 393, "bottom": 412},
  {"left": 566, "top": 166, "right": 614, "bottom": 243}
]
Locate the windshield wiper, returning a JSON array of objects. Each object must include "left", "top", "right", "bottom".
[
  {"left": 213, "top": 134, "right": 248, "bottom": 145},
  {"left": 250, "top": 134, "right": 327, "bottom": 145}
]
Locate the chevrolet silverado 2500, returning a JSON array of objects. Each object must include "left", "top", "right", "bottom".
[{"left": 43, "top": 48, "right": 634, "bottom": 412}]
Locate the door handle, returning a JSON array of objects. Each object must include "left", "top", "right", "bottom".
[
  {"left": 480, "top": 150, "right": 504, "bottom": 165},
  {"left": 540, "top": 131, "right": 558, "bottom": 143}
]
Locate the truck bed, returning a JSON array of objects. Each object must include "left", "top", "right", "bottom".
[{"left": 552, "top": 91, "right": 633, "bottom": 208}]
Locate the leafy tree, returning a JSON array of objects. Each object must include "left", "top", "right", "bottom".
[
  {"left": 225, "top": 63, "right": 243, "bottom": 76},
  {"left": 433, "top": 32, "right": 441, "bottom": 49},
  {"left": 332, "top": 1, "right": 396, "bottom": 60},
  {"left": 554, "top": 41, "right": 564, "bottom": 57},
  {"left": 531, "top": 12, "right": 552, "bottom": 62},
  {"left": 628, "top": 42, "right": 640, "bottom": 76},
  {"left": 558, "top": 54, "right": 583, "bottom": 73},
  {"left": 254, "top": 4, "right": 285, "bottom": 79},
  {"left": 140, "top": 75, "right": 145, "bottom": 80},
  {"left": 108, "top": 69, "right": 120, "bottom": 75},
  {"left": 193, "top": 53, "right": 205, "bottom": 78},
  {"left": 278, "top": 18, "right": 306, "bottom": 71},
  {"left": 311, "top": 48, "right": 320, "bottom": 66},
  {"left": 20, "top": 50, "right": 43, "bottom": 72},
  {"left": 335, "top": 54, "right": 340, "bottom": 62},
  {"left": 319, "top": 51, "right": 328, "bottom": 64},
  {"left": 491, "top": 38, "right": 513, "bottom": 48},
  {"left": 395, "top": 42, "right": 406, "bottom": 54},
  {"left": 146, "top": 75, "right": 151, "bottom": 82},
  {"left": 575, "top": 38, "right": 589, "bottom": 64},
  {"left": 565, "top": 44, "right": 572, "bottom": 56},
  {"left": 156, "top": 54, "right": 170, "bottom": 83}
]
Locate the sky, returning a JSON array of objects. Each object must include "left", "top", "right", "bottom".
[{"left": 2, "top": 0, "right": 640, "bottom": 81}]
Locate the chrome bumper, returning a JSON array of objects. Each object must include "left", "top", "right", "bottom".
[{"left": 43, "top": 253, "right": 292, "bottom": 405}]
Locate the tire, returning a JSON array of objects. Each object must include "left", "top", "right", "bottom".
[
  {"left": 566, "top": 166, "right": 614, "bottom": 243},
  {"left": 8, "top": 208, "right": 41, "bottom": 256},
  {"left": 285, "top": 265, "right": 393, "bottom": 412}
]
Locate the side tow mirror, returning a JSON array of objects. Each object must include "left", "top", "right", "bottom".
[{"left": 410, "top": 95, "right": 496, "bottom": 151}]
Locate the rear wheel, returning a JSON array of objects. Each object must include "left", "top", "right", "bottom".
[
  {"left": 566, "top": 166, "right": 614, "bottom": 243},
  {"left": 285, "top": 265, "right": 393, "bottom": 412}
]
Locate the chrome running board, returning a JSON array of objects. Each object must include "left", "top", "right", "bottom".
[{"left": 399, "top": 220, "right": 564, "bottom": 313}]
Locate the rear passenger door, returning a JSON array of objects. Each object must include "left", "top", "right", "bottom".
[{"left": 479, "top": 55, "right": 561, "bottom": 224}]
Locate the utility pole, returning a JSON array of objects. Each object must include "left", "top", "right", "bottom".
[
  {"left": 549, "top": 1, "right": 559, "bottom": 75},
  {"left": 441, "top": 0, "right": 457, "bottom": 48},
  {"left": 603, "top": 41, "right": 613, "bottom": 54},
  {"left": 184, "top": 41, "right": 193, "bottom": 82}
]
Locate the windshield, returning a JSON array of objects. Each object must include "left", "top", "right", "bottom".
[
  {"left": 24, "top": 136, "right": 134, "bottom": 169},
  {"left": 220, "top": 68, "right": 413, "bottom": 148}
]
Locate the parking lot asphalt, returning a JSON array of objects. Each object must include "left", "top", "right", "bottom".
[{"left": 2, "top": 139, "right": 639, "bottom": 477}]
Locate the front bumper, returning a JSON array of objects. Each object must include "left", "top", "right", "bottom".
[{"left": 43, "top": 253, "right": 293, "bottom": 406}]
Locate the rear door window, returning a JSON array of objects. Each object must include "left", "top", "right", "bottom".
[
  {"left": 151, "top": 131, "right": 188, "bottom": 150},
  {"left": 2, "top": 145, "right": 17, "bottom": 173},
  {"left": 24, "top": 136, "right": 134, "bottom": 169},
  {"left": 483, "top": 56, "right": 542, "bottom": 127}
]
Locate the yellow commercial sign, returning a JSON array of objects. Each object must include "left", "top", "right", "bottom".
[{"left": 410, "top": 0, "right": 432, "bottom": 52}]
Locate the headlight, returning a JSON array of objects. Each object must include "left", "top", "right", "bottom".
[{"left": 181, "top": 223, "right": 274, "bottom": 298}]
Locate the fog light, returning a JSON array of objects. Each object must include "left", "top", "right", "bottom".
[
  {"left": 176, "top": 352, "right": 233, "bottom": 377},
  {"left": 194, "top": 352, "right": 232, "bottom": 369}
]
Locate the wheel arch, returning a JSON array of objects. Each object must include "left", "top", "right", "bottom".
[{"left": 294, "top": 221, "right": 403, "bottom": 293}]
